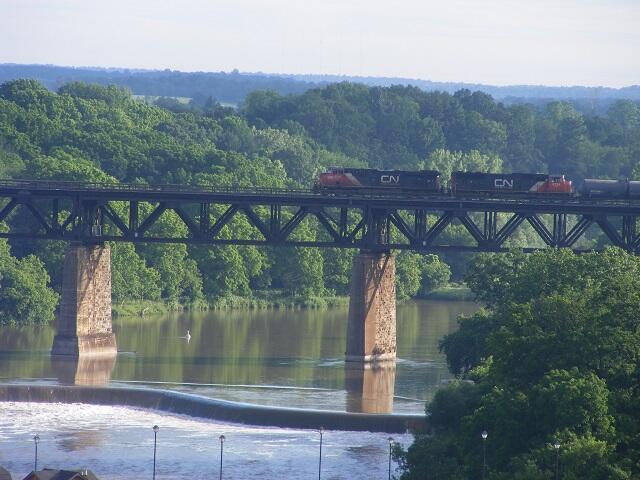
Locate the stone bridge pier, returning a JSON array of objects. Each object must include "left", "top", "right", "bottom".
[
  {"left": 345, "top": 252, "right": 396, "bottom": 363},
  {"left": 51, "top": 243, "right": 117, "bottom": 357}
]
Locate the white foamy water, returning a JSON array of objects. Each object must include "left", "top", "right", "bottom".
[{"left": 0, "top": 402, "right": 411, "bottom": 479}]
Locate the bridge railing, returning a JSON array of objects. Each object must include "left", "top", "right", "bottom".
[{"left": 0, "top": 178, "right": 313, "bottom": 195}]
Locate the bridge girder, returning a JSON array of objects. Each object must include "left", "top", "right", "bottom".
[{"left": 1, "top": 179, "right": 640, "bottom": 254}]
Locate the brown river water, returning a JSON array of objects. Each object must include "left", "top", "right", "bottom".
[{"left": 0, "top": 300, "right": 478, "bottom": 414}]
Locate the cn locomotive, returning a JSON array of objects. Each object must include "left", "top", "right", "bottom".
[{"left": 315, "top": 166, "right": 640, "bottom": 199}]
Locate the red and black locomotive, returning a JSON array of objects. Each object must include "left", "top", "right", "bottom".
[
  {"left": 315, "top": 166, "right": 640, "bottom": 199},
  {"left": 450, "top": 172, "right": 572, "bottom": 194},
  {"left": 316, "top": 167, "right": 572, "bottom": 196},
  {"left": 317, "top": 167, "right": 440, "bottom": 192}
]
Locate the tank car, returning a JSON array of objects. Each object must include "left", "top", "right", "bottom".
[
  {"left": 580, "top": 179, "right": 640, "bottom": 198},
  {"left": 316, "top": 167, "right": 441, "bottom": 193}
]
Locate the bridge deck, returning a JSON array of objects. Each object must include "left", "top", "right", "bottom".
[{"left": 1, "top": 179, "right": 640, "bottom": 252}]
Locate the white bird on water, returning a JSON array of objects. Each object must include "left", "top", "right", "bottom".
[{"left": 181, "top": 330, "right": 191, "bottom": 343}]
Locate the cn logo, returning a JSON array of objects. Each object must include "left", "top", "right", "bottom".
[
  {"left": 381, "top": 175, "right": 400, "bottom": 184},
  {"left": 494, "top": 178, "right": 514, "bottom": 189}
]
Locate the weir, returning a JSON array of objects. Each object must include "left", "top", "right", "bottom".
[
  {"left": 51, "top": 243, "right": 117, "bottom": 357},
  {"left": 345, "top": 252, "right": 396, "bottom": 362}
]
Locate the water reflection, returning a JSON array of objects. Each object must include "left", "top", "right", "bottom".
[
  {"left": 0, "top": 300, "right": 479, "bottom": 413},
  {"left": 56, "top": 429, "right": 104, "bottom": 451},
  {"left": 51, "top": 354, "right": 117, "bottom": 385},
  {"left": 345, "top": 362, "right": 396, "bottom": 413}
]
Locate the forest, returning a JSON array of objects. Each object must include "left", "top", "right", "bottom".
[
  {"left": 397, "top": 248, "right": 640, "bottom": 479},
  {"left": 0, "top": 78, "right": 639, "bottom": 324}
]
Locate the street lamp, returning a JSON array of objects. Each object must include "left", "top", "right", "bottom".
[
  {"left": 219, "top": 435, "right": 225, "bottom": 480},
  {"left": 481, "top": 430, "right": 488, "bottom": 480},
  {"left": 33, "top": 434, "right": 40, "bottom": 471},
  {"left": 318, "top": 427, "right": 324, "bottom": 480},
  {"left": 152, "top": 425, "right": 159, "bottom": 480},
  {"left": 387, "top": 437, "right": 394, "bottom": 480},
  {"left": 554, "top": 439, "right": 561, "bottom": 480}
]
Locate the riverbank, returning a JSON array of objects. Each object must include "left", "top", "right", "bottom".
[
  {"left": 423, "top": 284, "right": 473, "bottom": 301},
  {"left": 112, "top": 294, "right": 350, "bottom": 317},
  {"left": 112, "top": 286, "right": 472, "bottom": 317}
]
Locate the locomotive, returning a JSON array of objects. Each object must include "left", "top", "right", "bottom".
[
  {"left": 316, "top": 167, "right": 440, "bottom": 192},
  {"left": 315, "top": 167, "right": 640, "bottom": 199},
  {"left": 451, "top": 171, "right": 572, "bottom": 194}
]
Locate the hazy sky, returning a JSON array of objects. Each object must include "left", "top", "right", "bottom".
[{"left": 1, "top": 0, "right": 638, "bottom": 87}]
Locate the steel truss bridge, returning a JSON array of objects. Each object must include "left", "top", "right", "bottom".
[{"left": 1, "top": 179, "right": 640, "bottom": 253}]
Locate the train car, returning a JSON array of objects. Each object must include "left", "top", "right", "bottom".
[
  {"left": 580, "top": 179, "right": 640, "bottom": 199},
  {"left": 451, "top": 172, "right": 572, "bottom": 195},
  {"left": 316, "top": 167, "right": 441, "bottom": 193}
]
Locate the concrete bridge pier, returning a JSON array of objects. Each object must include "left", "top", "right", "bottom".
[
  {"left": 345, "top": 252, "right": 396, "bottom": 363},
  {"left": 51, "top": 243, "right": 117, "bottom": 357}
]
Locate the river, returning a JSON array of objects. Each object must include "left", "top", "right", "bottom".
[
  {"left": 0, "top": 299, "right": 477, "bottom": 479},
  {"left": 0, "top": 300, "right": 477, "bottom": 414}
]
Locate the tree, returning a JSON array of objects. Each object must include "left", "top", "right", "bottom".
[
  {"left": 399, "top": 248, "right": 640, "bottom": 478},
  {"left": 110, "top": 242, "right": 161, "bottom": 302},
  {"left": 420, "top": 254, "right": 451, "bottom": 294},
  {"left": 424, "top": 149, "right": 502, "bottom": 185},
  {"left": 0, "top": 233, "right": 58, "bottom": 325}
]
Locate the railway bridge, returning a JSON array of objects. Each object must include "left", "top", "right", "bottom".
[{"left": 2, "top": 179, "right": 640, "bottom": 362}]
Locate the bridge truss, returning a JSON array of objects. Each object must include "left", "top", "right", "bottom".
[{"left": 1, "top": 179, "right": 640, "bottom": 253}]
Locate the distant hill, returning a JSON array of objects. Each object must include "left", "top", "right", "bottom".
[
  {"left": 0, "top": 64, "right": 320, "bottom": 105},
  {"left": 282, "top": 73, "right": 640, "bottom": 100},
  {"left": 1, "top": 64, "right": 638, "bottom": 112}
]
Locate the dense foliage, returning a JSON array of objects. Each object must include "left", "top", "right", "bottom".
[
  {"left": 0, "top": 226, "right": 58, "bottom": 325},
  {"left": 399, "top": 248, "right": 640, "bottom": 479},
  {"left": 244, "top": 83, "right": 640, "bottom": 181}
]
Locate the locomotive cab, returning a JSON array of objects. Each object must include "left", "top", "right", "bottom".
[{"left": 542, "top": 174, "right": 572, "bottom": 193}]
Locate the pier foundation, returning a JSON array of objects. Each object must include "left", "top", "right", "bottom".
[
  {"left": 345, "top": 252, "right": 396, "bottom": 362},
  {"left": 52, "top": 243, "right": 117, "bottom": 357}
]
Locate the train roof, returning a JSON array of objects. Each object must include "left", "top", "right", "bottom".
[{"left": 325, "top": 167, "right": 440, "bottom": 175}]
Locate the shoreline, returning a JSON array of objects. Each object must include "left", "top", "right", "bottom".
[
  {"left": 112, "top": 287, "right": 473, "bottom": 317},
  {"left": 112, "top": 295, "right": 351, "bottom": 317},
  {"left": 0, "top": 383, "right": 426, "bottom": 434}
]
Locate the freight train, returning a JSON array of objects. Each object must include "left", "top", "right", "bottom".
[{"left": 315, "top": 167, "right": 640, "bottom": 199}]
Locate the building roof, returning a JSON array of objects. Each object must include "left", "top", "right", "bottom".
[
  {"left": 0, "top": 466, "right": 12, "bottom": 480},
  {"left": 22, "top": 469, "right": 99, "bottom": 480}
]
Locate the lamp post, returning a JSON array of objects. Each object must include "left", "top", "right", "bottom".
[
  {"left": 481, "top": 430, "right": 488, "bottom": 480},
  {"left": 152, "top": 425, "right": 159, "bottom": 480},
  {"left": 219, "top": 435, "right": 225, "bottom": 480},
  {"left": 318, "top": 427, "right": 324, "bottom": 480},
  {"left": 554, "top": 440, "right": 561, "bottom": 480},
  {"left": 33, "top": 434, "right": 40, "bottom": 471},
  {"left": 387, "top": 437, "right": 394, "bottom": 480}
]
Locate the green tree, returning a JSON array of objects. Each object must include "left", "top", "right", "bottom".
[
  {"left": 0, "top": 233, "right": 58, "bottom": 325},
  {"left": 400, "top": 248, "right": 640, "bottom": 479}
]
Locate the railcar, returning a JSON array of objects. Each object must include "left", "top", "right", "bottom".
[
  {"left": 581, "top": 179, "right": 640, "bottom": 199},
  {"left": 315, "top": 167, "right": 441, "bottom": 193},
  {"left": 451, "top": 172, "right": 572, "bottom": 195}
]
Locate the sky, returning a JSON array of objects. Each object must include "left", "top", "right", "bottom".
[{"left": 1, "top": 0, "right": 639, "bottom": 87}]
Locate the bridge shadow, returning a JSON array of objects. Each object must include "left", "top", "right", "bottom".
[
  {"left": 51, "top": 354, "right": 117, "bottom": 385},
  {"left": 344, "top": 361, "right": 396, "bottom": 414}
]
